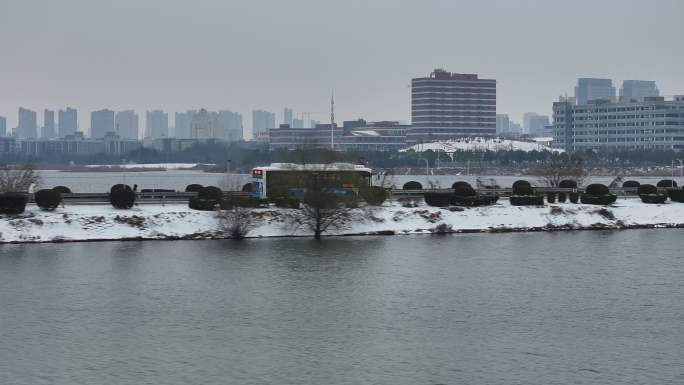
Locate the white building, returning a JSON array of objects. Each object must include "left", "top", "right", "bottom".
[
  {"left": 58, "top": 107, "right": 78, "bottom": 138},
  {"left": 115, "top": 110, "right": 139, "bottom": 139},
  {"left": 145, "top": 110, "right": 169, "bottom": 139},
  {"left": 90, "top": 109, "right": 115, "bottom": 139}
]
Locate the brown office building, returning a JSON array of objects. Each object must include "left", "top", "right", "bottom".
[{"left": 408, "top": 69, "right": 496, "bottom": 145}]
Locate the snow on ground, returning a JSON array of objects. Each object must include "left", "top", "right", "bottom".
[
  {"left": 402, "top": 137, "right": 562, "bottom": 153},
  {"left": 85, "top": 163, "right": 213, "bottom": 170},
  {"left": 1, "top": 198, "right": 683, "bottom": 243}
]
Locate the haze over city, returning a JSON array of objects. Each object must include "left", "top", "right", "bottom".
[{"left": 2, "top": 0, "right": 684, "bottom": 137}]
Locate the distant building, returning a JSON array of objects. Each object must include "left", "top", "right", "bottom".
[
  {"left": 58, "top": 107, "right": 78, "bottom": 138},
  {"left": 620, "top": 80, "right": 659, "bottom": 102},
  {"left": 269, "top": 120, "right": 409, "bottom": 151},
  {"left": 553, "top": 96, "right": 684, "bottom": 151},
  {"left": 17, "top": 107, "right": 38, "bottom": 139},
  {"left": 90, "top": 109, "right": 115, "bottom": 139},
  {"left": 409, "top": 69, "right": 496, "bottom": 144},
  {"left": 575, "top": 78, "right": 615, "bottom": 105},
  {"left": 523, "top": 112, "right": 550, "bottom": 136},
  {"left": 115, "top": 110, "right": 139, "bottom": 139},
  {"left": 252, "top": 110, "right": 276, "bottom": 139},
  {"left": 218, "top": 110, "right": 243, "bottom": 141},
  {"left": 283, "top": 108, "right": 293, "bottom": 126},
  {"left": 18, "top": 132, "right": 142, "bottom": 157},
  {"left": 174, "top": 111, "right": 195, "bottom": 139},
  {"left": 292, "top": 118, "right": 304, "bottom": 128},
  {"left": 310, "top": 119, "right": 320, "bottom": 128},
  {"left": 41, "top": 109, "right": 56, "bottom": 139},
  {"left": 190, "top": 109, "right": 219, "bottom": 139},
  {"left": 0, "top": 116, "right": 6, "bottom": 137},
  {"left": 496, "top": 114, "right": 510, "bottom": 134},
  {"left": 145, "top": 110, "right": 169, "bottom": 139}
]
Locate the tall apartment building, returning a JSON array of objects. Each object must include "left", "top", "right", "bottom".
[
  {"left": 523, "top": 112, "right": 550, "bottom": 136},
  {"left": 145, "top": 110, "right": 169, "bottom": 139},
  {"left": 283, "top": 108, "right": 293, "bottom": 126},
  {"left": 218, "top": 110, "right": 243, "bottom": 141},
  {"left": 90, "top": 109, "right": 115, "bottom": 139},
  {"left": 496, "top": 114, "right": 510, "bottom": 135},
  {"left": 17, "top": 107, "right": 38, "bottom": 139},
  {"left": 552, "top": 96, "right": 684, "bottom": 152},
  {"left": 409, "top": 69, "right": 496, "bottom": 144},
  {"left": 174, "top": 111, "right": 194, "bottom": 139},
  {"left": 42, "top": 109, "right": 56, "bottom": 139},
  {"left": 58, "top": 107, "right": 78, "bottom": 137},
  {"left": 115, "top": 110, "right": 139, "bottom": 139},
  {"left": 575, "top": 78, "right": 616, "bottom": 105},
  {"left": 0, "top": 116, "right": 6, "bottom": 137},
  {"left": 252, "top": 110, "right": 276, "bottom": 139},
  {"left": 620, "top": 80, "right": 659, "bottom": 102}
]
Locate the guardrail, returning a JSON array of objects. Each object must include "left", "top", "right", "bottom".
[
  {"left": 389, "top": 187, "right": 652, "bottom": 198},
  {"left": 28, "top": 191, "right": 252, "bottom": 205}
]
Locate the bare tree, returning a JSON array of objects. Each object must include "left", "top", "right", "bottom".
[
  {"left": 284, "top": 174, "right": 359, "bottom": 239},
  {"left": 216, "top": 206, "right": 256, "bottom": 240},
  {"left": 536, "top": 158, "right": 587, "bottom": 187},
  {"left": 0, "top": 164, "right": 40, "bottom": 192}
]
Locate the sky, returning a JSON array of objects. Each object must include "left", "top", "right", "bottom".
[{"left": 1, "top": 0, "right": 683, "bottom": 138}]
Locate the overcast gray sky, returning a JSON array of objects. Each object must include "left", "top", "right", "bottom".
[{"left": 1, "top": 0, "right": 683, "bottom": 137}]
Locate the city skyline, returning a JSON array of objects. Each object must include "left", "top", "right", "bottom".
[{"left": 2, "top": 0, "right": 683, "bottom": 136}]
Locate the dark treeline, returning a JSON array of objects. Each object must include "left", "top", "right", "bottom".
[{"left": 1, "top": 141, "right": 683, "bottom": 170}]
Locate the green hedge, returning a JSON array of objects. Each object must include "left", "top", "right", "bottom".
[
  {"left": 424, "top": 191, "right": 453, "bottom": 207},
  {"left": 580, "top": 194, "right": 617, "bottom": 205},
  {"left": 0, "top": 193, "right": 29, "bottom": 214},
  {"left": 35, "top": 189, "right": 61, "bottom": 211},
  {"left": 510, "top": 195, "right": 544, "bottom": 206},
  {"left": 640, "top": 193, "right": 667, "bottom": 204},
  {"left": 359, "top": 186, "right": 388, "bottom": 206}
]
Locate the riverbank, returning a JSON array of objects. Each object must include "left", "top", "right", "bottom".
[{"left": 1, "top": 198, "right": 683, "bottom": 244}]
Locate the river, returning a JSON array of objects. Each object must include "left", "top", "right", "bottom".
[{"left": 1, "top": 230, "right": 683, "bottom": 384}]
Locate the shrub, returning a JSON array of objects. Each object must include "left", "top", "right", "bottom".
[
  {"left": 585, "top": 184, "right": 610, "bottom": 195},
  {"left": 0, "top": 192, "right": 29, "bottom": 214},
  {"left": 198, "top": 186, "right": 223, "bottom": 201},
  {"left": 622, "top": 180, "right": 640, "bottom": 188},
  {"left": 510, "top": 195, "right": 544, "bottom": 206},
  {"left": 53, "top": 186, "right": 71, "bottom": 194},
  {"left": 580, "top": 193, "right": 617, "bottom": 205},
  {"left": 229, "top": 196, "right": 267, "bottom": 208},
  {"left": 451, "top": 181, "right": 472, "bottom": 190},
  {"left": 558, "top": 179, "right": 578, "bottom": 189},
  {"left": 668, "top": 189, "right": 684, "bottom": 203},
  {"left": 242, "top": 183, "right": 253, "bottom": 192},
  {"left": 512, "top": 180, "right": 532, "bottom": 194},
  {"left": 359, "top": 186, "right": 388, "bottom": 206},
  {"left": 657, "top": 179, "right": 678, "bottom": 188},
  {"left": 109, "top": 186, "right": 135, "bottom": 209},
  {"left": 274, "top": 197, "right": 301, "bottom": 209},
  {"left": 637, "top": 184, "right": 657, "bottom": 195},
  {"left": 188, "top": 196, "right": 217, "bottom": 211},
  {"left": 453, "top": 184, "right": 476, "bottom": 197},
  {"left": 403, "top": 181, "right": 423, "bottom": 190},
  {"left": 35, "top": 189, "right": 61, "bottom": 211},
  {"left": 638, "top": 184, "right": 666, "bottom": 204},
  {"left": 185, "top": 184, "right": 203, "bottom": 193},
  {"left": 424, "top": 191, "right": 452, "bottom": 207},
  {"left": 557, "top": 192, "right": 567, "bottom": 203},
  {"left": 546, "top": 191, "right": 556, "bottom": 203},
  {"left": 452, "top": 195, "right": 495, "bottom": 206},
  {"left": 569, "top": 192, "right": 580, "bottom": 203}
]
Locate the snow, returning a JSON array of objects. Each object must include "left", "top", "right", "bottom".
[
  {"left": 402, "top": 137, "right": 562, "bottom": 153},
  {"left": 350, "top": 130, "right": 381, "bottom": 137},
  {"left": 2, "top": 198, "right": 683, "bottom": 243},
  {"left": 85, "top": 163, "right": 212, "bottom": 170}
]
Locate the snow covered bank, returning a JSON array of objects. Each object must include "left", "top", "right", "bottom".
[
  {"left": 402, "top": 137, "right": 561, "bottom": 153},
  {"left": 1, "top": 198, "right": 683, "bottom": 244}
]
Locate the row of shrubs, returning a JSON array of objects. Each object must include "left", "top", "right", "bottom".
[
  {"left": 0, "top": 185, "right": 72, "bottom": 214},
  {"left": 621, "top": 179, "right": 684, "bottom": 204}
]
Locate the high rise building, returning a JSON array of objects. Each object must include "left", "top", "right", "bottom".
[
  {"left": 283, "top": 108, "right": 293, "bottom": 126},
  {"left": 523, "top": 112, "right": 550, "bottom": 136},
  {"left": 0, "top": 116, "right": 6, "bottom": 137},
  {"left": 58, "top": 107, "right": 78, "bottom": 137},
  {"left": 310, "top": 119, "right": 320, "bottom": 128},
  {"left": 620, "top": 80, "right": 659, "bottom": 102},
  {"left": 496, "top": 114, "right": 510, "bottom": 134},
  {"left": 42, "top": 109, "right": 55, "bottom": 139},
  {"left": 174, "top": 111, "right": 194, "bottom": 139},
  {"left": 292, "top": 118, "right": 304, "bottom": 128},
  {"left": 145, "top": 110, "right": 169, "bottom": 139},
  {"left": 252, "top": 110, "right": 276, "bottom": 139},
  {"left": 218, "top": 110, "right": 243, "bottom": 141},
  {"left": 574, "top": 78, "right": 615, "bottom": 105},
  {"left": 17, "top": 107, "right": 38, "bottom": 139},
  {"left": 409, "top": 69, "right": 496, "bottom": 144},
  {"left": 90, "top": 109, "right": 115, "bottom": 139},
  {"left": 115, "top": 110, "right": 139, "bottom": 139}
]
